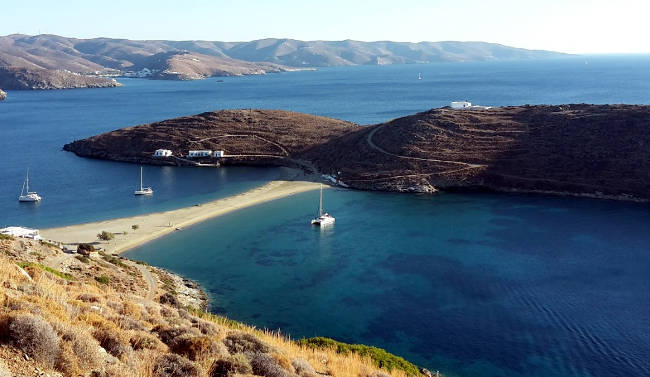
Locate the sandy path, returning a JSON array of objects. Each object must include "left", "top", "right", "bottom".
[{"left": 41, "top": 180, "right": 320, "bottom": 255}]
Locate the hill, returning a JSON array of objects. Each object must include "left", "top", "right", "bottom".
[
  {"left": 63, "top": 105, "right": 650, "bottom": 201},
  {"left": 0, "top": 34, "right": 567, "bottom": 89},
  {"left": 0, "top": 235, "right": 426, "bottom": 377}
]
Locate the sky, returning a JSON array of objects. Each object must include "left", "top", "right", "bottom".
[{"left": 2, "top": 0, "right": 649, "bottom": 54}]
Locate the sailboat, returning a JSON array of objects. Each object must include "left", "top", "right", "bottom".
[
  {"left": 134, "top": 166, "right": 153, "bottom": 195},
  {"left": 418, "top": 72, "right": 422, "bottom": 80},
  {"left": 18, "top": 169, "right": 42, "bottom": 202},
  {"left": 311, "top": 184, "right": 335, "bottom": 226}
]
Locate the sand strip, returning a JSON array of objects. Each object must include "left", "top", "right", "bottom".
[{"left": 41, "top": 180, "right": 321, "bottom": 254}]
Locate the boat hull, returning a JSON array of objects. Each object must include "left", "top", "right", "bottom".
[{"left": 18, "top": 193, "right": 41, "bottom": 202}]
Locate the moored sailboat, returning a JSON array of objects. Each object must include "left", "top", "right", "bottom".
[
  {"left": 311, "top": 184, "right": 335, "bottom": 226},
  {"left": 18, "top": 169, "right": 42, "bottom": 202},
  {"left": 134, "top": 166, "right": 153, "bottom": 195}
]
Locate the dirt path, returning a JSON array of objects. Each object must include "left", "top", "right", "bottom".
[
  {"left": 129, "top": 262, "right": 157, "bottom": 300},
  {"left": 365, "top": 124, "right": 486, "bottom": 168}
]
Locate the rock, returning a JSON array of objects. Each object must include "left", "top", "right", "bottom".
[{"left": 0, "top": 89, "right": 6, "bottom": 101}]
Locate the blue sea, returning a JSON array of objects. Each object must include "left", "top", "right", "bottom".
[{"left": 2, "top": 56, "right": 650, "bottom": 377}]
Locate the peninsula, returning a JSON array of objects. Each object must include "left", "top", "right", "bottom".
[{"left": 64, "top": 104, "right": 650, "bottom": 201}]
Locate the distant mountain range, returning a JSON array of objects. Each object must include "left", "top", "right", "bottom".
[{"left": 0, "top": 34, "right": 568, "bottom": 89}]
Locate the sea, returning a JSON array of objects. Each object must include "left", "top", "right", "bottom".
[{"left": 1, "top": 55, "right": 650, "bottom": 377}]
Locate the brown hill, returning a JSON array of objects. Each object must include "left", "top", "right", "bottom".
[{"left": 63, "top": 105, "right": 650, "bottom": 201}]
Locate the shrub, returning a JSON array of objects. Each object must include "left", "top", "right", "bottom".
[
  {"left": 75, "top": 255, "right": 91, "bottom": 263},
  {"left": 77, "top": 243, "right": 95, "bottom": 255},
  {"left": 223, "top": 332, "right": 270, "bottom": 354},
  {"left": 210, "top": 353, "right": 252, "bottom": 377},
  {"left": 61, "top": 329, "right": 102, "bottom": 368},
  {"left": 250, "top": 353, "right": 292, "bottom": 377},
  {"left": 192, "top": 318, "right": 220, "bottom": 336},
  {"left": 8, "top": 314, "right": 60, "bottom": 367},
  {"left": 0, "top": 233, "right": 14, "bottom": 240},
  {"left": 159, "top": 292, "right": 181, "bottom": 308},
  {"left": 169, "top": 334, "right": 228, "bottom": 361},
  {"left": 97, "top": 231, "right": 115, "bottom": 241},
  {"left": 131, "top": 225, "right": 139, "bottom": 231},
  {"left": 292, "top": 358, "right": 317, "bottom": 377},
  {"left": 129, "top": 332, "right": 166, "bottom": 351},
  {"left": 95, "top": 275, "right": 110, "bottom": 284},
  {"left": 92, "top": 326, "right": 132, "bottom": 360},
  {"left": 77, "top": 293, "right": 101, "bottom": 303},
  {"left": 153, "top": 325, "right": 198, "bottom": 346},
  {"left": 153, "top": 354, "right": 201, "bottom": 377},
  {"left": 298, "top": 337, "right": 423, "bottom": 376},
  {"left": 114, "top": 315, "right": 146, "bottom": 331}
]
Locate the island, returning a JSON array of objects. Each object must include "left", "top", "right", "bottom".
[{"left": 64, "top": 104, "right": 650, "bottom": 202}]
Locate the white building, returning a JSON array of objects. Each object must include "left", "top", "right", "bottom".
[
  {"left": 0, "top": 226, "right": 41, "bottom": 240},
  {"left": 213, "top": 150, "right": 225, "bottom": 158},
  {"left": 451, "top": 101, "right": 473, "bottom": 109},
  {"left": 188, "top": 150, "right": 212, "bottom": 158},
  {"left": 153, "top": 149, "right": 173, "bottom": 157},
  {"left": 450, "top": 101, "right": 492, "bottom": 110}
]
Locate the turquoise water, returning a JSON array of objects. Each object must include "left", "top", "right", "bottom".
[
  {"left": 125, "top": 189, "right": 650, "bottom": 377},
  {"left": 2, "top": 56, "right": 650, "bottom": 376}
]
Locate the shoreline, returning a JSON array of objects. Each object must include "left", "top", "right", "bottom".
[{"left": 40, "top": 180, "right": 321, "bottom": 254}]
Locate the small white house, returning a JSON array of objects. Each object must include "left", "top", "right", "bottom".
[
  {"left": 188, "top": 150, "right": 212, "bottom": 158},
  {"left": 153, "top": 149, "right": 173, "bottom": 157},
  {"left": 213, "top": 150, "right": 225, "bottom": 158},
  {"left": 451, "top": 101, "right": 473, "bottom": 109},
  {"left": 0, "top": 226, "right": 42, "bottom": 240}
]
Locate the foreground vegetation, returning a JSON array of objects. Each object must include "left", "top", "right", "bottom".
[{"left": 0, "top": 237, "right": 428, "bottom": 377}]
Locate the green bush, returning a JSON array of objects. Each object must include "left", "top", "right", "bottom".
[
  {"left": 75, "top": 255, "right": 90, "bottom": 264},
  {"left": 297, "top": 337, "right": 423, "bottom": 376},
  {"left": 95, "top": 275, "right": 110, "bottom": 284},
  {"left": 17, "top": 262, "right": 75, "bottom": 281},
  {"left": 0, "top": 233, "right": 14, "bottom": 240},
  {"left": 97, "top": 231, "right": 115, "bottom": 241}
]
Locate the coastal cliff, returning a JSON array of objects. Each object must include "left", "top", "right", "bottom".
[
  {"left": 63, "top": 105, "right": 650, "bottom": 201},
  {"left": 0, "top": 67, "right": 120, "bottom": 90},
  {"left": 0, "top": 89, "right": 6, "bottom": 101}
]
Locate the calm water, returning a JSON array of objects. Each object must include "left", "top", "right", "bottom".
[{"left": 3, "top": 55, "right": 650, "bottom": 376}]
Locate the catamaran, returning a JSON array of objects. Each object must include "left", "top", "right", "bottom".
[
  {"left": 311, "top": 184, "right": 335, "bottom": 226},
  {"left": 18, "top": 169, "right": 42, "bottom": 202},
  {"left": 134, "top": 166, "right": 153, "bottom": 195}
]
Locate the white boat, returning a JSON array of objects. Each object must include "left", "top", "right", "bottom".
[
  {"left": 311, "top": 184, "right": 335, "bottom": 226},
  {"left": 134, "top": 166, "right": 153, "bottom": 195},
  {"left": 18, "top": 169, "right": 42, "bottom": 202},
  {"left": 418, "top": 72, "right": 422, "bottom": 80}
]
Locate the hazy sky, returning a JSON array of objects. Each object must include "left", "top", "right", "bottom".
[{"left": 2, "top": 0, "right": 649, "bottom": 54}]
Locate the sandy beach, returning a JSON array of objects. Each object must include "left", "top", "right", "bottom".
[{"left": 41, "top": 180, "right": 321, "bottom": 254}]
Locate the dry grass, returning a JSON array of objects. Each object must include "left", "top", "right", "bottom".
[{"left": 0, "top": 242, "right": 424, "bottom": 377}]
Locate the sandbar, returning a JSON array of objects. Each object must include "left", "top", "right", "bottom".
[{"left": 40, "top": 180, "right": 321, "bottom": 254}]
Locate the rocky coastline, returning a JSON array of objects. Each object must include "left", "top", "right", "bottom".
[
  {"left": 0, "top": 67, "right": 121, "bottom": 90},
  {"left": 63, "top": 105, "right": 650, "bottom": 201}
]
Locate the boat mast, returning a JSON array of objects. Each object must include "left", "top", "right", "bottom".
[
  {"left": 140, "top": 166, "right": 143, "bottom": 191},
  {"left": 319, "top": 184, "right": 323, "bottom": 216},
  {"left": 25, "top": 169, "right": 30, "bottom": 193}
]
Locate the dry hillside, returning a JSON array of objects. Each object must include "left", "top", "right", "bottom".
[{"left": 0, "top": 235, "right": 427, "bottom": 377}]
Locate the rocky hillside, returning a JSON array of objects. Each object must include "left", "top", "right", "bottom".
[
  {"left": 63, "top": 105, "right": 650, "bottom": 201},
  {"left": 0, "top": 235, "right": 425, "bottom": 377},
  {"left": 0, "top": 34, "right": 566, "bottom": 88},
  {"left": 0, "top": 67, "right": 120, "bottom": 90}
]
